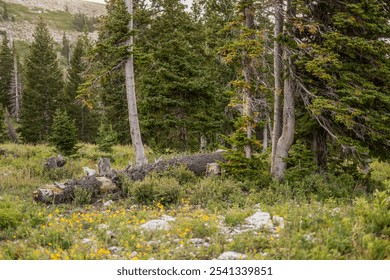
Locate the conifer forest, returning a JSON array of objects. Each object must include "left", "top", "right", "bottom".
[{"left": 0, "top": 0, "right": 389, "bottom": 260}]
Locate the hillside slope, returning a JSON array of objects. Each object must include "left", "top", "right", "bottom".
[{"left": 0, "top": 0, "right": 106, "bottom": 51}]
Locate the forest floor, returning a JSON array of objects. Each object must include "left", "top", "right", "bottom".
[{"left": 0, "top": 143, "right": 389, "bottom": 260}]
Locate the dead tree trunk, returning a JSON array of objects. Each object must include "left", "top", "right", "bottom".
[
  {"left": 124, "top": 0, "right": 148, "bottom": 166},
  {"left": 271, "top": 0, "right": 296, "bottom": 180},
  {"left": 242, "top": 2, "right": 256, "bottom": 159},
  {"left": 271, "top": 0, "right": 284, "bottom": 165}
]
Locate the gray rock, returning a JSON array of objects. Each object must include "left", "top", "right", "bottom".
[
  {"left": 109, "top": 246, "right": 121, "bottom": 254},
  {"left": 82, "top": 238, "right": 92, "bottom": 244},
  {"left": 140, "top": 219, "right": 170, "bottom": 231},
  {"left": 130, "top": 251, "right": 138, "bottom": 258},
  {"left": 160, "top": 215, "right": 176, "bottom": 222},
  {"left": 245, "top": 211, "right": 272, "bottom": 229},
  {"left": 83, "top": 166, "right": 96, "bottom": 176},
  {"left": 103, "top": 200, "right": 114, "bottom": 207},
  {"left": 217, "top": 251, "right": 247, "bottom": 260}
]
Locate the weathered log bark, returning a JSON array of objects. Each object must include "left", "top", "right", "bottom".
[
  {"left": 34, "top": 152, "right": 225, "bottom": 204},
  {"left": 33, "top": 176, "right": 119, "bottom": 204},
  {"left": 124, "top": 151, "right": 226, "bottom": 181},
  {"left": 44, "top": 155, "right": 66, "bottom": 169}
]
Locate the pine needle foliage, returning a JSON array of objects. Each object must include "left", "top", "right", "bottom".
[{"left": 49, "top": 109, "right": 79, "bottom": 156}]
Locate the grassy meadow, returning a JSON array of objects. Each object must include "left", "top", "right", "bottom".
[{"left": 0, "top": 143, "right": 389, "bottom": 260}]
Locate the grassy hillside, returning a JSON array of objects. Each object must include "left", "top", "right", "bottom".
[
  {"left": 1, "top": 1, "right": 75, "bottom": 30},
  {"left": 0, "top": 144, "right": 389, "bottom": 260}
]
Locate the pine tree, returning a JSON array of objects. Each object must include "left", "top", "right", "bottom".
[
  {"left": 64, "top": 35, "right": 98, "bottom": 142},
  {"left": 19, "top": 19, "right": 63, "bottom": 143},
  {"left": 61, "top": 32, "right": 70, "bottom": 64},
  {"left": 137, "top": 0, "right": 228, "bottom": 152},
  {"left": 0, "top": 106, "right": 8, "bottom": 143},
  {"left": 294, "top": 0, "right": 390, "bottom": 168},
  {"left": 0, "top": 33, "right": 13, "bottom": 110},
  {"left": 49, "top": 109, "right": 78, "bottom": 156}
]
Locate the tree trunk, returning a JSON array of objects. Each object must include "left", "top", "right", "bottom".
[
  {"left": 5, "top": 109, "right": 18, "bottom": 143},
  {"left": 312, "top": 127, "right": 327, "bottom": 173},
  {"left": 271, "top": 0, "right": 296, "bottom": 180},
  {"left": 12, "top": 46, "right": 21, "bottom": 122},
  {"left": 124, "top": 0, "right": 148, "bottom": 166},
  {"left": 242, "top": 2, "right": 256, "bottom": 159},
  {"left": 271, "top": 0, "right": 284, "bottom": 165}
]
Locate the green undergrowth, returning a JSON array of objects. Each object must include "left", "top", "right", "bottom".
[{"left": 0, "top": 144, "right": 388, "bottom": 259}]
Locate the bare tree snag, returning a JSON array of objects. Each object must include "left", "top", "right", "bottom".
[
  {"left": 271, "top": 0, "right": 284, "bottom": 165},
  {"left": 124, "top": 0, "right": 148, "bottom": 166},
  {"left": 271, "top": 0, "right": 296, "bottom": 180}
]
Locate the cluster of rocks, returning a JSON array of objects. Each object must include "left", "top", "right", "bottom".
[{"left": 136, "top": 204, "right": 285, "bottom": 260}]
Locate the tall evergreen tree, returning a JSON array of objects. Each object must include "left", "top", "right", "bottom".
[
  {"left": 0, "top": 33, "right": 13, "bottom": 110},
  {"left": 64, "top": 35, "right": 98, "bottom": 142},
  {"left": 137, "top": 0, "right": 228, "bottom": 152},
  {"left": 294, "top": 0, "right": 390, "bottom": 169},
  {"left": 19, "top": 19, "right": 63, "bottom": 143},
  {"left": 61, "top": 32, "right": 71, "bottom": 64}
]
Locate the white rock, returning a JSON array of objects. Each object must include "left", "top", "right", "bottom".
[
  {"left": 160, "top": 215, "right": 176, "bottom": 222},
  {"left": 130, "top": 251, "right": 138, "bottom": 258},
  {"left": 217, "top": 251, "right": 247, "bottom": 260},
  {"left": 83, "top": 166, "right": 96, "bottom": 176},
  {"left": 82, "top": 238, "right": 92, "bottom": 244},
  {"left": 109, "top": 246, "right": 121, "bottom": 254},
  {"left": 103, "top": 200, "right": 113, "bottom": 207},
  {"left": 245, "top": 211, "right": 272, "bottom": 229},
  {"left": 140, "top": 220, "right": 170, "bottom": 231}
]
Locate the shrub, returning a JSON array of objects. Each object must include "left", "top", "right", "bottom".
[
  {"left": 124, "top": 173, "right": 180, "bottom": 206},
  {"left": 73, "top": 186, "right": 92, "bottom": 205},
  {"left": 49, "top": 109, "right": 79, "bottom": 156},
  {"left": 183, "top": 177, "right": 247, "bottom": 209},
  {"left": 224, "top": 208, "right": 254, "bottom": 227},
  {"left": 0, "top": 208, "right": 21, "bottom": 230},
  {"left": 96, "top": 122, "right": 118, "bottom": 153}
]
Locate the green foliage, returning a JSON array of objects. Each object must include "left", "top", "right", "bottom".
[
  {"left": 19, "top": 19, "right": 63, "bottom": 143},
  {"left": 73, "top": 186, "right": 92, "bottom": 206},
  {"left": 64, "top": 35, "right": 99, "bottom": 142},
  {"left": 285, "top": 140, "right": 316, "bottom": 181},
  {"left": 183, "top": 177, "right": 247, "bottom": 209},
  {"left": 96, "top": 121, "right": 118, "bottom": 153},
  {"left": 0, "top": 33, "right": 13, "bottom": 109},
  {"left": 73, "top": 12, "right": 97, "bottom": 32},
  {"left": 0, "top": 106, "right": 8, "bottom": 143},
  {"left": 0, "top": 208, "right": 21, "bottom": 230},
  {"left": 224, "top": 207, "right": 253, "bottom": 227},
  {"left": 49, "top": 109, "right": 79, "bottom": 156},
  {"left": 221, "top": 118, "right": 270, "bottom": 185},
  {"left": 123, "top": 173, "right": 181, "bottom": 206}
]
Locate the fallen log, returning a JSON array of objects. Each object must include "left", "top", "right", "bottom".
[
  {"left": 33, "top": 176, "right": 119, "bottom": 204},
  {"left": 124, "top": 151, "right": 225, "bottom": 180},
  {"left": 33, "top": 151, "right": 225, "bottom": 204}
]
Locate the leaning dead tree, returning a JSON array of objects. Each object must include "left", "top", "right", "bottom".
[{"left": 33, "top": 151, "right": 225, "bottom": 204}]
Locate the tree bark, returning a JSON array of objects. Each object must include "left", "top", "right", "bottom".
[
  {"left": 271, "top": 0, "right": 296, "bottom": 180},
  {"left": 242, "top": 2, "right": 256, "bottom": 159},
  {"left": 271, "top": 0, "right": 284, "bottom": 165},
  {"left": 124, "top": 0, "right": 148, "bottom": 166}
]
